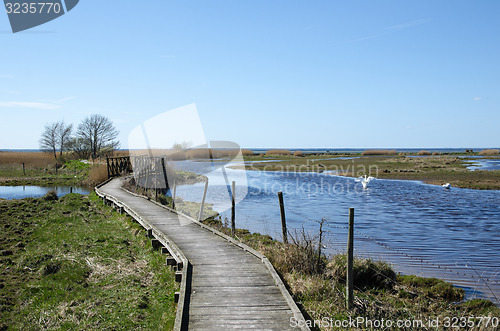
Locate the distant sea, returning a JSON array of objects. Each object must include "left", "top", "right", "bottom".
[
  {"left": 0, "top": 149, "right": 43, "bottom": 152},
  {"left": 246, "top": 148, "right": 499, "bottom": 154},
  {"left": 1, "top": 148, "right": 498, "bottom": 154}
]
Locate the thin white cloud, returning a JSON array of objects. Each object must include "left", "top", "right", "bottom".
[
  {"left": 473, "top": 97, "right": 481, "bottom": 101},
  {"left": 0, "top": 101, "right": 61, "bottom": 110},
  {"left": 349, "top": 18, "right": 428, "bottom": 43},
  {"left": 54, "top": 96, "right": 76, "bottom": 104},
  {"left": 382, "top": 19, "right": 428, "bottom": 32}
]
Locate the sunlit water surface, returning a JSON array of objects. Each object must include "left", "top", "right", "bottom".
[
  {"left": 170, "top": 160, "right": 500, "bottom": 304},
  {"left": 0, "top": 186, "right": 90, "bottom": 200}
]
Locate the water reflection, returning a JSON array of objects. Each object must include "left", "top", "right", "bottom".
[{"left": 0, "top": 185, "right": 90, "bottom": 200}]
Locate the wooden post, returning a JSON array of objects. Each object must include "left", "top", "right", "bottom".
[
  {"left": 22, "top": 163, "right": 25, "bottom": 176},
  {"left": 155, "top": 159, "right": 158, "bottom": 201},
  {"left": 160, "top": 158, "right": 169, "bottom": 190},
  {"left": 346, "top": 208, "right": 354, "bottom": 309},
  {"left": 198, "top": 179, "right": 209, "bottom": 221},
  {"left": 106, "top": 157, "right": 110, "bottom": 178},
  {"left": 231, "top": 181, "right": 236, "bottom": 237},
  {"left": 277, "top": 191, "right": 288, "bottom": 244},
  {"left": 172, "top": 177, "right": 177, "bottom": 209}
]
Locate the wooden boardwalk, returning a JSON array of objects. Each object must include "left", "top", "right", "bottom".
[{"left": 97, "top": 178, "right": 308, "bottom": 330}]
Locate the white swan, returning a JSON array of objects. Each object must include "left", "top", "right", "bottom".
[
  {"left": 442, "top": 183, "right": 451, "bottom": 189},
  {"left": 355, "top": 175, "right": 375, "bottom": 189}
]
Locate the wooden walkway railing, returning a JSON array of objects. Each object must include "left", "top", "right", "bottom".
[
  {"left": 95, "top": 178, "right": 309, "bottom": 330},
  {"left": 106, "top": 156, "right": 132, "bottom": 177}
]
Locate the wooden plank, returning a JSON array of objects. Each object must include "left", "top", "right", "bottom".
[{"left": 97, "top": 178, "right": 307, "bottom": 331}]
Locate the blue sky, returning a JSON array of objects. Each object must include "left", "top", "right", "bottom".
[{"left": 1, "top": 0, "right": 499, "bottom": 149}]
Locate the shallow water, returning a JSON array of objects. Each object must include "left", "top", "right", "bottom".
[
  {"left": 466, "top": 159, "right": 500, "bottom": 171},
  {"left": 0, "top": 185, "right": 90, "bottom": 200},
  {"left": 170, "top": 160, "right": 500, "bottom": 304}
]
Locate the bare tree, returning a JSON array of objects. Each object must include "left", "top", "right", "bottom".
[
  {"left": 57, "top": 121, "right": 73, "bottom": 157},
  {"left": 40, "top": 122, "right": 59, "bottom": 159},
  {"left": 40, "top": 121, "right": 73, "bottom": 159},
  {"left": 67, "top": 137, "right": 91, "bottom": 159},
  {"left": 76, "top": 114, "right": 119, "bottom": 159}
]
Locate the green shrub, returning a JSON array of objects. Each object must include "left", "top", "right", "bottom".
[{"left": 327, "top": 255, "right": 396, "bottom": 289}]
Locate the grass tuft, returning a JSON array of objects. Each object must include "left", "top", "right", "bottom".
[{"left": 43, "top": 190, "right": 59, "bottom": 201}]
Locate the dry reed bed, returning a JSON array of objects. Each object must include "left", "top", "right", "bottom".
[
  {"left": 266, "top": 149, "right": 291, "bottom": 156},
  {"left": 130, "top": 148, "right": 252, "bottom": 160},
  {"left": 361, "top": 149, "right": 397, "bottom": 156},
  {"left": 0, "top": 151, "right": 55, "bottom": 168},
  {"left": 87, "top": 164, "right": 109, "bottom": 187},
  {"left": 479, "top": 149, "right": 500, "bottom": 156}
]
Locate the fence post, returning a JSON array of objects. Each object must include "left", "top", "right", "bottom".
[
  {"left": 198, "top": 179, "right": 209, "bottom": 222},
  {"left": 154, "top": 159, "right": 158, "bottom": 201},
  {"left": 172, "top": 176, "right": 177, "bottom": 209},
  {"left": 160, "top": 157, "right": 169, "bottom": 190},
  {"left": 231, "top": 181, "right": 236, "bottom": 237},
  {"left": 22, "top": 163, "right": 25, "bottom": 176},
  {"left": 106, "top": 157, "right": 110, "bottom": 178},
  {"left": 346, "top": 207, "right": 354, "bottom": 309},
  {"left": 277, "top": 191, "right": 288, "bottom": 244}
]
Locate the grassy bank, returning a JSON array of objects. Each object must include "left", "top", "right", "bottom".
[
  {"left": 0, "top": 192, "right": 177, "bottom": 330},
  {"left": 0, "top": 151, "right": 105, "bottom": 188},
  {"left": 237, "top": 154, "right": 500, "bottom": 190},
  {"left": 202, "top": 217, "right": 500, "bottom": 330}
]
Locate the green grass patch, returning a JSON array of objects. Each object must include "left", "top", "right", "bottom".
[{"left": 0, "top": 192, "right": 177, "bottom": 330}]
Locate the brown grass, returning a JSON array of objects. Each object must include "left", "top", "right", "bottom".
[
  {"left": 167, "top": 150, "right": 187, "bottom": 160},
  {"left": 241, "top": 149, "right": 254, "bottom": 156},
  {"left": 87, "top": 164, "right": 108, "bottom": 187},
  {"left": 265, "top": 149, "right": 291, "bottom": 156},
  {"left": 432, "top": 152, "right": 441, "bottom": 155},
  {"left": 186, "top": 149, "right": 211, "bottom": 159},
  {"left": 111, "top": 150, "right": 129, "bottom": 157},
  {"left": 210, "top": 149, "right": 240, "bottom": 159},
  {"left": 479, "top": 149, "right": 499, "bottom": 156},
  {"left": 362, "top": 149, "right": 397, "bottom": 156},
  {"left": 417, "top": 150, "right": 431, "bottom": 156},
  {"left": 293, "top": 151, "right": 304, "bottom": 157},
  {"left": 0, "top": 151, "right": 55, "bottom": 169},
  {"left": 130, "top": 148, "right": 250, "bottom": 161}
]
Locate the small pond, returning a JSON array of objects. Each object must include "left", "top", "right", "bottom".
[{"left": 0, "top": 185, "right": 90, "bottom": 200}]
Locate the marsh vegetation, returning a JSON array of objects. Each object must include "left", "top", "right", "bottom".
[{"left": 0, "top": 192, "right": 177, "bottom": 330}]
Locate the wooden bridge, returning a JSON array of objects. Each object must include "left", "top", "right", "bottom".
[{"left": 96, "top": 178, "right": 309, "bottom": 330}]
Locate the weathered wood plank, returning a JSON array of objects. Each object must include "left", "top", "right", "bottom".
[{"left": 98, "top": 178, "right": 307, "bottom": 331}]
